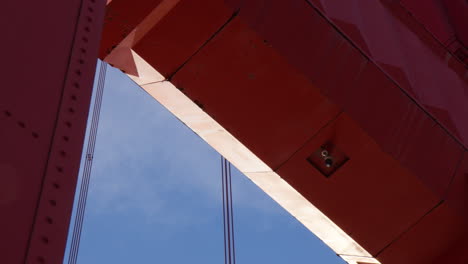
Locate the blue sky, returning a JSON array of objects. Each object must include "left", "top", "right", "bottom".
[{"left": 64, "top": 61, "right": 346, "bottom": 264}]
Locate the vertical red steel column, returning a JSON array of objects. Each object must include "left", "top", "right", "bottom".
[{"left": 0, "top": 0, "right": 105, "bottom": 263}]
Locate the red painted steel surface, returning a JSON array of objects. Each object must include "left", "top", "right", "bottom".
[
  {"left": 400, "top": 0, "right": 468, "bottom": 53},
  {"left": 225, "top": 0, "right": 466, "bottom": 208},
  {"left": 311, "top": 0, "right": 468, "bottom": 147},
  {"left": 100, "top": 0, "right": 163, "bottom": 58},
  {"left": 445, "top": 152, "right": 468, "bottom": 220},
  {"left": 1, "top": 1, "right": 105, "bottom": 263},
  {"left": 377, "top": 203, "right": 467, "bottom": 264},
  {"left": 97, "top": 0, "right": 468, "bottom": 263},
  {"left": 442, "top": 0, "right": 468, "bottom": 48},
  {"left": 276, "top": 113, "right": 441, "bottom": 255},
  {"left": 231, "top": 0, "right": 468, "bottom": 151},
  {"left": 134, "top": 0, "right": 234, "bottom": 77},
  {"left": 400, "top": 0, "right": 456, "bottom": 45},
  {"left": 433, "top": 236, "right": 468, "bottom": 263},
  {"left": 2, "top": 0, "right": 465, "bottom": 262},
  {"left": 400, "top": 0, "right": 468, "bottom": 63},
  {"left": 171, "top": 17, "right": 341, "bottom": 169}
]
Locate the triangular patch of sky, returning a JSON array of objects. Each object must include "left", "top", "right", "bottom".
[{"left": 63, "top": 61, "right": 346, "bottom": 264}]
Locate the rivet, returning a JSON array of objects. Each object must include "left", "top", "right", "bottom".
[
  {"left": 41, "top": 236, "right": 49, "bottom": 244},
  {"left": 46, "top": 217, "right": 53, "bottom": 224}
]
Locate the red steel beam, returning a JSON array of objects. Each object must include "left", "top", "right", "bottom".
[
  {"left": 99, "top": 0, "right": 468, "bottom": 263},
  {"left": 0, "top": 1, "right": 105, "bottom": 263}
]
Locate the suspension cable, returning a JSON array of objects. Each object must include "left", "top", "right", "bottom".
[
  {"left": 67, "top": 61, "right": 107, "bottom": 264},
  {"left": 221, "top": 157, "right": 236, "bottom": 264}
]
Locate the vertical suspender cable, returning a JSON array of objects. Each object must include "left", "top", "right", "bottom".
[
  {"left": 228, "top": 161, "right": 236, "bottom": 264},
  {"left": 221, "top": 157, "right": 228, "bottom": 264},
  {"left": 221, "top": 156, "right": 236, "bottom": 264},
  {"left": 225, "top": 158, "right": 232, "bottom": 264},
  {"left": 67, "top": 61, "right": 107, "bottom": 264}
]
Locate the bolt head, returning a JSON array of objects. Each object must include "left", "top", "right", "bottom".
[{"left": 321, "top": 150, "right": 329, "bottom": 157}]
